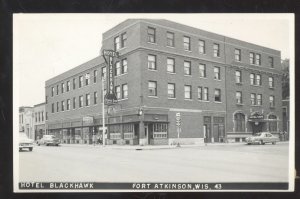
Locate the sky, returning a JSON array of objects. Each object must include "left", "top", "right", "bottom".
[{"left": 13, "top": 14, "right": 294, "bottom": 107}]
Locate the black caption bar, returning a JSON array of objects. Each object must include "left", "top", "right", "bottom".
[{"left": 19, "top": 182, "right": 288, "bottom": 190}]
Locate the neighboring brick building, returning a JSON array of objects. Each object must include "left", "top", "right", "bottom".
[
  {"left": 33, "top": 102, "right": 46, "bottom": 140},
  {"left": 45, "top": 19, "right": 283, "bottom": 145}
]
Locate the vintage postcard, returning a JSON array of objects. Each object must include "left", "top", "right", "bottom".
[{"left": 13, "top": 13, "right": 295, "bottom": 192}]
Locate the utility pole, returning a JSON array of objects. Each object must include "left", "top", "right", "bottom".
[{"left": 102, "top": 78, "right": 105, "bottom": 146}]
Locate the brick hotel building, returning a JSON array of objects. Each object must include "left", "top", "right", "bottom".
[{"left": 45, "top": 19, "right": 282, "bottom": 145}]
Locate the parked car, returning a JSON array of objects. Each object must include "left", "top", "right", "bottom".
[
  {"left": 19, "top": 133, "right": 34, "bottom": 151},
  {"left": 245, "top": 132, "right": 280, "bottom": 145},
  {"left": 37, "top": 135, "right": 60, "bottom": 146}
]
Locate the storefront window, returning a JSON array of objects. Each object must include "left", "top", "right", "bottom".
[{"left": 153, "top": 123, "right": 168, "bottom": 139}]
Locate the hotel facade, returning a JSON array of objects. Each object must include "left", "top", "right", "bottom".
[{"left": 45, "top": 19, "right": 283, "bottom": 145}]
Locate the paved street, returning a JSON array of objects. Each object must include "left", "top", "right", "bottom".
[{"left": 18, "top": 142, "right": 289, "bottom": 182}]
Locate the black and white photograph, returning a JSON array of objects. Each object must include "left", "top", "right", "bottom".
[{"left": 13, "top": 13, "right": 294, "bottom": 192}]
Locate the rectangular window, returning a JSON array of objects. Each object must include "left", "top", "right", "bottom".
[
  {"left": 184, "top": 85, "right": 192, "bottom": 99},
  {"left": 51, "top": 87, "right": 54, "bottom": 97},
  {"left": 67, "top": 81, "right": 70, "bottom": 92},
  {"left": 56, "top": 85, "right": 59, "bottom": 95},
  {"left": 236, "top": 91, "right": 242, "bottom": 104},
  {"left": 168, "top": 83, "right": 175, "bottom": 98},
  {"left": 52, "top": 103, "right": 54, "bottom": 113},
  {"left": 46, "top": 112, "right": 48, "bottom": 120},
  {"left": 122, "top": 84, "right": 128, "bottom": 99},
  {"left": 197, "top": 87, "right": 202, "bottom": 100},
  {"left": 42, "top": 112, "right": 44, "bottom": 121},
  {"left": 67, "top": 99, "right": 70, "bottom": 110},
  {"left": 61, "top": 83, "right": 64, "bottom": 93},
  {"left": 35, "top": 113, "right": 37, "bottom": 122},
  {"left": 79, "top": 96, "right": 83, "bottom": 108},
  {"left": 184, "top": 61, "right": 191, "bottom": 75},
  {"left": 116, "top": 61, "right": 121, "bottom": 76},
  {"left": 183, "top": 36, "right": 191, "bottom": 51},
  {"left": 114, "top": 36, "right": 120, "bottom": 51},
  {"left": 85, "top": 73, "right": 90, "bottom": 85},
  {"left": 115, "top": 85, "right": 121, "bottom": 99},
  {"left": 94, "top": 92, "right": 97, "bottom": 104},
  {"left": 73, "top": 97, "right": 76, "bottom": 109},
  {"left": 235, "top": 70, "right": 241, "bottom": 83},
  {"left": 79, "top": 76, "right": 83, "bottom": 88},
  {"left": 235, "top": 49, "right": 241, "bottom": 61},
  {"left": 213, "top": 43, "right": 220, "bottom": 57},
  {"left": 214, "top": 89, "right": 221, "bottom": 102},
  {"left": 256, "top": 74, "right": 261, "bottom": 86},
  {"left": 101, "top": 67, "right": 106, "bottom": 80},
  {"left": 214, "top": 66, "right": 220, "bottom": 80},
  {"left": 94, "top": 70, "right": 98, "bottom": 83},
  {"left": 86, "top": 94, "right": 90, "bottom": 106},
  {"left": 269, "top": 57, "right": 274, "bottom": 68},
  {"left": 122, "top": 59, "right": 127, "bottom": 74},
  {"left": 148, "top": 55, "right": 156, "bottom": 70},
  {"left": 61, "top": 101, "right": 65, "bottom": 111},
  {"left": 199, "top": 64, "right": 206, "bottom": 78},
  {"left": 250, "top": 52, "right": 255, "bottom": 64},
  {"left": 250, "top": 93, "right": 256, "bottom": 105},
  {"left": 203, "top": 87, "right": 209, "bottom": 101},
  {"left": 148, "top": 81, "right": 157, "bottom": 96},
  {"left": 73, "top": 78, "right": 76, "bottom": 89},
  {"left": 269, "top": 96, "right": 275, "bottom": 107},
  {"left": 147, "top": 27, "right": 156, "bottom": 43},
  {"left": 269, "top": 77, "right": 274, "bottom": 88},
  {"left": 56, "top": 102, "right": 59, "bottom": 112},
  {"left": 199, "top": 40, "right": 205, "bottom": 54},
  {"left": 257, "top": 94, "right": 262, "bottom": 105},
  {"left": 121, "top": 32, "right": 127, "bottom": 48},
  {"left": 167, "top": 32, "right": 174, "bottom": 47},
  {"left": 255, "top": 54, "right": 261, "bottom": 65},
  {"left": 167, "top": 58, "right": 175, "bottom": 73},
  {"left": 250, "top": 73, "right": 255, "bottom": 85},
  {"left": 46, "top": 96, "right": 48, "bottom": 104}
]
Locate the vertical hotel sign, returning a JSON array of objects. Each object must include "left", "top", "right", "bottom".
[{"left": 102, "top": 50, "right": 119, "bottom": 105}]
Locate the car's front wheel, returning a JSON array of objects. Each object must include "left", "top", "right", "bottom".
[
  {"left": 260, "top": 140, "right": 265, "bottom": 145},
  {"left": 29, "top": 147, "right": 33, "bottom": 151},
  {"left": 272, "top": 142, "right": 276, "bottom": 145}
]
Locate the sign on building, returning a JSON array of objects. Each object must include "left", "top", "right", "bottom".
[
  {"left": 83, "top": 116, "right": 94, "bottom": 125},
  {"left": 175, "top": 112, "right": 181, "bottom": 126},
  {"left": 102, "top": 50, "right": 119, "bottom": 105}
]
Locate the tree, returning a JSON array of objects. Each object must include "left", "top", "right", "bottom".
[{"left": 281, "top": 59, "right": 289, "bottom": 99}]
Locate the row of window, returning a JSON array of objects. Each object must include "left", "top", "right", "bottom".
[
  {"left": 51, "top": 70, "right": 98, "bottom": 97},
  {"left": 148, "top": 55, "right": 221, "bottom": 79},
  {"left": 146, "top": 26, "right": 275, "bottom": 67},
  {"left": 236, "top": 92, "right": 275, "bottom": 107},
  {"left": 236, "top": 71, "right": 274, "bottom": 88},
  {"left": 51, "top": 92, "right": 98, "bottom": 113},
  {"left": 149, "top": 81, "right": 221, "bottom": 102},
  {"left": 34, "top": 111, "right": 44, "bottom": 123}
]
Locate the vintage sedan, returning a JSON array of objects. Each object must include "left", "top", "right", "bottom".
[
  {"left": 37, "top": 135, "right": 60, "bottom": 146},
  {"left": 19, "top": 133, "right": 34, "bottom": 151},
  {"left": 245, "top": 132, "right": 280, "bottom": 145}
]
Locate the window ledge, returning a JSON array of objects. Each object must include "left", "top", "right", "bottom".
[
  {"left": 184, "top": 99, "right": 193, "bottom": 101},
  {"left": 147, "top": 42, "right": 157, "bottom": 45},
  {"left": 236, "top": 82, "right": 243, "bottom": 85},
  {"left": 166, "top": 45, "right": 175, "bottom": 49},
  {"left": 198, "top": 100, "right": 209, "bottom": 103},
  {"left": 115, "top": 73, "right": 128, "bottom": 78},
  {"left": 214, "top": 79, "right": 222, "bottom": 81},
  {"left": 236, "top": 103, "right": 244, "bottom": 106},
  {"left": 167, "top": 72, "right": 176, "bottom": 75},
  {"left": 148, "top": 96, "right": 158, "bottom": 98},
  {"left": 184, "top": 75, "right": 192, "bottom": 77},
  {"left": 199, "top": 77, "right": 207, "bottom": 79},
  {"left": 148, "top": 69, "right": 158, "bottom": 72},
  {"left": 168, "top": 98, "right": 176, "bottom": 100},
  {"left": 213, "top": 56, "right": 221, "bottom": 58},
  {"left": 251, "top": 105, "right": 262, "bottom": 107},
  {"left": 214, "top": 101, "right": 222, "bottom": 103},
  {"left": 269, "top": 87, "right": 275, "bottom": 90},
  {"left": 184, "top": 50, "right": 192, "bottom": 53},
  {"left": 199, "top": 53, "right": 206, "bottom": 55},
  {"left": 118, "top": 47, "right": 127, "bottom": 51}
]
